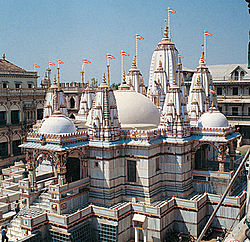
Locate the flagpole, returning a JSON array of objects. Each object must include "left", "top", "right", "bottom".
[
  {"left": 107, "top": 56, "right": 110, "bottom": 88},
  {"left": 121, "top": 52, "right": 124, "bottom": 83},
  {"left": 204, "top": 31, "right": 206, "bottom": 62},
  {"left": 135, "top": 37, "right": 138, "bottom": 66},
  {"left": 168, "top": 8, "right": 170, "bottom": 38},
  {"left": 81, "top": 63, "right": 84, "bottom": 88},
  {"left": 48, "top": 66, "right": 51, "bottom": 87},
  {"left": 57, "top": 64, "right": 60, "bottom": 91}
]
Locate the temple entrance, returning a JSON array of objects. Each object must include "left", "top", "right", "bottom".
[
  {"left": 195, "top": 144, "right": 218, "bottom": 171},
  {"left": 66, "top": 157, "right": 80, "bottom": 183}
]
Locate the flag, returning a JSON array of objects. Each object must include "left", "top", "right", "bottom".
[
  {"left": 135, "top": 34, "right": 144, "bottom": 40},
  {"left": 204, "top": 31, "right": 213, "bottom": 36},
  {"left": 33, "top": 64, "right": 40, "bottom": 68},
  {"left": 121, "top": 51, "right": 130, "bottom": 56},
  {"left": 49, "top": 62, "right": 55, "bottom": 66},
  {"left": 200, "top": 58, "right": 206, "bottom": 62},
  {"left": 178, "top": 55, "right": 184, "bottom": 59},
  {"left": 209, "top": 89, "right": 216, "bottom": 94},
  {"left": 168, "top": 8, "right": 176, "bottom": 13},
  {"left": 58, "top": 60, "right": 64, "bottom": 64},
  {"left": 83, "top": 59, "right": 91, "bottom": 63},
  {"left": 107, "top": 54, "right": 116, "bottom": 59}
]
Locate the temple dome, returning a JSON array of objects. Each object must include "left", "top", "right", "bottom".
[
  {"left": 39, "top": 112, "right": 76, "bottom": 134},
  {"left": 114, "top": 90, "right": 160, "bottom": 129},
  {"left": 198, "top": 107, "right": 228, "bottom": 128}
]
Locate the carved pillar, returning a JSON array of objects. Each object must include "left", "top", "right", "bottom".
[
  {"left": 26, "top": 150, "right": 36, "bottom": 188},
  {"left": 218, "top": 145, "right": 226, "bottom": 172},
  {"left": 57, "top": 154, "right": 66, "bottom": 186},
  {"left": 229, "top": 142, "right": 236, "bottom": 170}
]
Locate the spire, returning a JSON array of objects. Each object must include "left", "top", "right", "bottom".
[
  {"left": 161, "top": 81, "right": 190, "bottom": 138},
  {"left": 125, "top": 56, "right": 146, "bottom": 95},
  {"left": 87, "top": 74, "right": 120, "bottom": 142}
]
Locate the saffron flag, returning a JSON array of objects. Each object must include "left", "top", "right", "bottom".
[
  {"left": 33, "top": 64, "right": 40, "bottom": 68},
  {"left": 178, "top": 55, "right": 184, "bottom": 59},
  {"left": 121, "top": 51, "right": 130, "bottom": 56},
  {"left": 168, "top": 8, "right": 176, "bottom": 13},
  {"left": 200, "top": 58, "right": 206, "bottom": 62},
  {"left": 83, "top": 59, "right": 91, "bottom": 64},
  {"left": 58, "top": 60, "right": 64, "bottom": 64},
  {"left": 204, "top": 31, "right": 213, "bottom": 36},
  {"left": 107, "top": 54, "right": 116, "bottom": 59},
  {"left": 49, "top": 62, "right": 55, "bottom": 66},
  {"left": 135, "top": 34, "right": 144, "bottom": 40}
]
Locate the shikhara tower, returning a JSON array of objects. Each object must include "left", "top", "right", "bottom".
[
  {"left": 147, "top": 26, "right": 183, "bottom": 110},
  {"left": 187, "top": 52, "right": 217, "bottom": 123}
]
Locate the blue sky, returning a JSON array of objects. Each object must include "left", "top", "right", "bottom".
[{"left": 0, "top": 0, "right": 249, "bottom": 86}]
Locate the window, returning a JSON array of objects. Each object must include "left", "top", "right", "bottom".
[
  {"left": 248, "top": 107, "right": 250, "bottom": 116},
  {"left": 15, "top": 83, "right": 20, "bottom": 88},
  {"left": 233, "top": 87, "right": 238, "bottom": 96},
  {"left": 70, "top": 97, "right": 75, "bottom": 108},
  {"left": 218, "top": 106, "right": 222, "bottom": 112},
  {"left": 0, "top": 142, "right": 8, "bottom": 158},
  {"left": 217, "top": 87, "right": 222, "bottom": 95},
  {"left": 0, "top": 111, "right": 6, "bottom": 126},
  {"left": 232, "top": 107, "right": 238, "bottom": 116},
  {"left": 11, "top": 110, "right": 19, "bottom": 124},
  {"left": 28, "top": 83, "right": 32, "bottom": 88},
  {"left": 240, "top": 71, "right": 244, "bottom": 80},
  {"left": 233, "top": 71, "right": 239, "bottom": 80},
  {"left": 156, "top": 157, "right": 160, "bottom": 171},
  {"left": 127, "top": 160, "right": 136, "bottom": 182},
  {"left": 3, "top": 83, "right": 7, "bottom": 88},
  {"left": 12, "top": 140, "right": 21, "bottom": 156},
  {"left": 37, "top": 109, "right": 43, "bottom": 120}
]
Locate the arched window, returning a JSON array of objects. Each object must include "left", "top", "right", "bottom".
[
  {"left": 195, "top": 144, "right": 218, "bottom": 171},
  {"left": 12, "top": 134, "right": 21, "bottom": 156},
  {"left": 0, "top": 136, "right": 8, "bottom": 158},
  {"left": 10, "top": 105, "right": 20, "bottom": 125},
  {"left": 70, "top": 97, "right": 75, "bottom": 109},
  {"left": 0, "top": 106, "right": 7, "bottom": 126}
]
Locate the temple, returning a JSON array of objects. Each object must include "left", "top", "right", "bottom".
[{"left": 0, "top": 22, "right": 246, "bottom": 242}]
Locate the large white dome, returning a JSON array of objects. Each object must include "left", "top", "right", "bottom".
[
  {"left": 39, "top": 113, "right": 76, "bottom": 134},
  {"left": 114, "top": 90, "right": 160, "bottom": 129},
  {"left": 198, "top": 108, "right": 228, "bottom": 128}
]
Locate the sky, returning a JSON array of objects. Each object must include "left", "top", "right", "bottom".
[{"left": 0, "top": 0, "right": 249, "bottom": 86}]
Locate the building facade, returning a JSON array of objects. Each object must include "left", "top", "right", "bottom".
[{"left": 0, "top": 55, "right": 46, "bottom": 168}]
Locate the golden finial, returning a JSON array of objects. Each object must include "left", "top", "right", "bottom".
[
  {"left": 164, "top": 26, "right": 169, "bottom": 38},
  {"left": 132, "top": 56, "right": 136, "bottom": 67},
  {"left": 102, "top": 73, "right": 106, "bottom": 83},
  {"left": 53, "top": 75, "right": 57, "bottom": 85},
  {"left": 2, "top": 53, "right": 5, "bottom": 60},
  {"left": 173, "top": 79, "right": 177, "bottom": 85},
  {"left": 122, "top": 71, "right": 126, "bottom": 83},
  {"left": 201, "top": 51, "right": 204, "bottom": 59}
]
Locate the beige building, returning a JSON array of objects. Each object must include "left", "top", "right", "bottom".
[{"left": 0, "top": 54, "right": 46, "bottom": 168}]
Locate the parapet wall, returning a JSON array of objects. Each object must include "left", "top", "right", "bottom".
[{"left": 21, "top": 191, "right": 246, "bottom": 241}]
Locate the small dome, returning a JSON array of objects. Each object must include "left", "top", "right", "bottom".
[
  {"left": 114, "top": 90, "right": 160, "bottom": 129},
  {"left": 39, "top": 113, "right": 76, "bottom": 134},
  {"left": 198, "top": 107, "right": 228, "bottom": 128}
]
